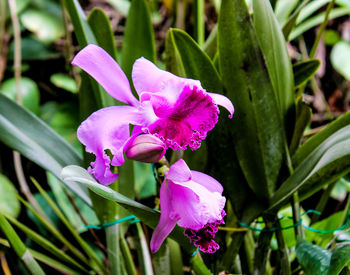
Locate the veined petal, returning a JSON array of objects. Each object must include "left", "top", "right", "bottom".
[
  {"left": 72, "top": 44, "right": 139, "bottom": 107},
  {"left": 166, "top": 158, "right": 192, "bottom": 182},
  {"left": 77, "top": 106, "right": 140, "bottom": 185},
  {"left": 191, "top": 171, "right": 223, "bottom": 194},
  {"left": 207, "top": 92, "right": 234, "bottom": 118},
  {"left": 150, "top": 181, "right": 177, "bottom": 253},
  {"left": 170, "top": 179, "right": 226, "bottom": 230},
  {"left": 132, "top": 57, "right": 201, "bottom": 98}
]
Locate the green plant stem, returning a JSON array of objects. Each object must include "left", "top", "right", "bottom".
[
  {"left": 194, "top": 0, "right": 204, "bottom": 46},
  {"left": 106, "top": 225, "right": 121, "bottom": 275},
  {"left": 309, "top": 0, "right": 335, "bottom": 59},
  {"left": 292, "top": 192, "right": 304, "bottom": 238},
  {"left": 275, "top": 219, "right": 291, "bottom": 275},
  {"left": 136, "top": 223, "right": 154, "bottom": 275},
  {"left": 311, "top": 181, "right": 336, "bottom": 224},
  {"left": 120, "top": 235, "right": 137, "bottom": 275}
]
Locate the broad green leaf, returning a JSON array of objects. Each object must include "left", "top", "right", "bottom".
[
  {"left": 203, "top": 24, "right": 218, "bottom": 60},
  {"left": 290, "top": 7, "right": 350, "bottom": 40},
  {"left": 166, "top": 29, "right": 223, "bottom": 93},
  {"left": 61, "top": 165, "right": 195, "bottom": 253},
  {"left": 296, "top": 239, "right": 331, "bottom": 275},
  {"left": 328, "top": 245, "right": 350, "bottom": 275},
  {"left": 50, "top": 74, "right": 78, "bottom": 93},
  {"left": 134, "top": 162, "right": 156, "bottom": 199},
  {"left": 0, "top": 174, "right": 20, "bottom": 218},
  {"left": 0, "top": 214, "right": 45, "bottom": 275},
  {"left": 293, "top": 112, "right": 350, "bottom": 167},
  {"left": 218, "top": 0, "right": 284, "bottom": 199},
  {"left": 121, "top": 0, "right": 156, "bottom": 83},
  {"left": 108, "top": 0, "right": 130, "bottom": 15},
  {"left": 289, "top": 98, "right": 312, "bottom": 155},
  {"left": 1, "top": 77, "right": 40, "bottom": 115},
  {"left": 0, "top": 93, "right": 89, "bottom": 204},
  {"left": 20, "top": 9, "right": 64, "bottom": 43},
  {"left": 270, "top": 125, "right": 350, "bottom": 210},
  {"left": 331, "top": 41, "right": 350, "bottom": 81},
  {"left": 253, "top": 0, "right": 295, "bottom": 139},
  {"left": 88, "top": 7, "right": 118, "bottom": 61},
  {"left": 293, "top": 59, "right": 321, "bottom": 88},
  {"left": 165, "top": 31, "right": 185, "bottom": 77}
]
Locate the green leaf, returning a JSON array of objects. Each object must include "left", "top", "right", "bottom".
[
  {"left": 293, "top": 112, "right": 350, "bottom": 167},
  {"left": 290, "top": 7, "right": 350, "bottom": 40},
  {"left": 328, "top": 245, "right": 350, "bottom": 275},
  {"left": 121, "top": 0, "right": 156, "bottom": 83},
  {"left": 0, "top": 93, "right": 89, "bottom": 204},
  {"left": 296, "top": 239, "right": 331, "bottom": 275},
  {"left": 61, "top": 165, "right": 195, "bottom": 253},
  {"left": 1, "top": 77, "right": 40, "bottom": 115},
  {"left": 324, "top": 29, "right": 341, "bottom": 45},
  {"left": 289, "top": 97, "right": 312, "bottom": 155},
  {"left": 166, "top": 29, "right": 223, "bottom": 94},
  {"left": 293, "top": 59, "right": 321, "bottom": 88},
  {"left": 0, "top": 174, "right": 20, "bottom": 218},
  {"left": 63, "top": 0, "right": 114, "bottom": 108},
  {"left": 7, "top": 37, "right": 60, "bottom": 61},
  {"left": 20, "top": 9, "right": 64, "bottom": 43},
  {"left": 275, "top": 0, "right": 299, "bottom": 25},
  {"left": 253, "top": 0, "right": 295, "bottom": 139},
  {"left": 134, "top": 162, "right": 156, "bottom": 199},
  {"left": 218, "top": 0, "right": 285, "bottom": 199},
  {"left": 50, "top": 73, "right": 78, "bottom": 93},
  {"left": 331, "top": 41, "right": 350, "bottom": 81},
  {"left": 87, "top": 7, "right": 118, "bottom": 61},
  {"left": 270, "top": 125, "right": 350, "bottom": 210}
]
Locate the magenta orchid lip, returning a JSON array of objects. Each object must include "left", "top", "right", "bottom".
[{"left": 72, "top": 44, "right": 234, "bottom": 185}]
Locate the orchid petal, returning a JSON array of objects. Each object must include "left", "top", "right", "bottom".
[
  {"left": 191, "top": 171, "right": 224, "bottom": 194},
  {"left": 150, "top": 181, "right": 177, "bottom": 253},
  {"left": 166, "top": 159, "right": 192, "bottom": 182},
  {"left": 132, "top": 57, "right": 201, "bottom": 97},
  {"left": 169, "top": 179, "right": 226, "bottom": 230},
  {"left": 77, "top": 106, "right": 140, "bottom": 185},
  {"left": 72, "top": 44, "right": 139, "bottom": 107},
  {"left": 207, "top": 92, "right": 234, "bottom": 118}
]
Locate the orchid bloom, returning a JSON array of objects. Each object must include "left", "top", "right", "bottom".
[
  {"left": 72, "top": 44, "right": 234, "bottom": 185},
  {"left": 150, "top": 159, "right": 226, "bottom": 253}
]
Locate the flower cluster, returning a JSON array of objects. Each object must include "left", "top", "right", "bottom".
[{"left": 72, "top": 44, "right": 233, "bottom": 253}]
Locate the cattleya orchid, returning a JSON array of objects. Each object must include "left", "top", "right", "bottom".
[
  {"left": 72, "top": 44, "right": 234, "bottom": 185},
  {"left": 150, "top": 159, "right": 226, "bottom": 253}
]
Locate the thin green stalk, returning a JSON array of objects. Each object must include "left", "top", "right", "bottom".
[
  {"left": 194, "top": 0, "right": 205, "bottom": 46},
  {"left": 311, "top": 181, "right": 336, "bottom": 224},
  {"left": 292, "top": 192, "right": 304, "bottom": 238},
  {"left": 136, "top": 223, "right": 154, "bottom": 275},
  {"left": 31, "top": 178, "right": 107, "bottom": 274},
  {"left": 275, "top": 219, "right": 291, "bottom": 275},
  {"left": 106, "top": 225, "right": 121, "bottom": 275},
  {"left": 120, "top": 234, "right": 137, "bottom": 275},
  {"left": 17, "top": 195, "right": 88, "bottom": 265},
  {"left": 4, "top": 214, "right": 89, "bottom": 273},
  {"left": 309, "top": 0, "right": 336, "bottom": 58},
  {"left": 0, "top": 214, "right": 45, "bottom": 275}
]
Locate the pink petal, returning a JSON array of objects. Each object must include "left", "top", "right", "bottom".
[
  {"left": 166, "top": 159, "right": 192, "bottom": 182},
  {"left": 72, "top": 44, "right": 139, "bottom": 107},
  {"left": 150, "top": 181, "right": 177, "bottom": 253},
  {"left": 169, "top": 179, "right": 226, "bottom": 230},
  {"left": 191, "top": 171, "right": 223, "bottom": 194},
  {"left": 132, "top": 57, "right": 201, "bottom": 98},
  {"left": 207, "top": 92, "right": 234, "bottom": 118},
  {"left": 77, "top": 106, "right": 140, "bottom": 185}
]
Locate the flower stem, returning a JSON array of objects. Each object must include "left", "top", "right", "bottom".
[{"left": 106, "top": 225, "right": 121, "bottom": 275}]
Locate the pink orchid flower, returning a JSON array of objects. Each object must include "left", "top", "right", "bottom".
[
  {"left": 151, "top": 159, "right": 226, "bottom": 253},
  {"left": 72, "top": 44, "right": 234, "bottom": 185}
]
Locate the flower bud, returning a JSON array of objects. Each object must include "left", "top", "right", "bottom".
[{"left": 125, "top": 134, "right": 166, "bottom": 163}]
